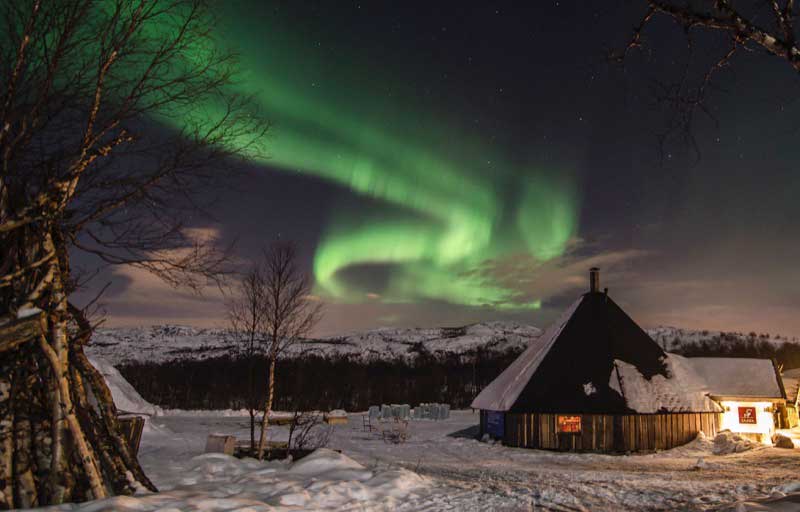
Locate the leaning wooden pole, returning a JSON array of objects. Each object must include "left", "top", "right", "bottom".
[{"left": 0, "top": 305, "right": 157, "bottom": 508}]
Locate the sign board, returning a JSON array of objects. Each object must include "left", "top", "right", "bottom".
[
  {"left": 738, "top": 406, "right": 757, "bottom": 424},
  {"left": 557, "top": 415, "right": 582, "bottom": 433},
  {"left": 486, "top": 411, "right": 504, "bottom": 438}
]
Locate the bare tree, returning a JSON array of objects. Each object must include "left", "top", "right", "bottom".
[
  {"left": 226, "top": 266, "right": 266, "bottom": 453},
  {"left": 287, "top": 410, "right": 332, "bottom": 451},
  {"left": 616, "top": 0, "right": 799, "bottom": 154},
  {"left": 0, "top": 0, "right": 267, "bottom": 507},
  {"left": 256, "top": 242, "right": 322, "bottom": 460}
]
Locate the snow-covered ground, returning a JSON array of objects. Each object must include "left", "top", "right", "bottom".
[
  {"left": 39, "top": 411, "right": 800, "bottom": 511},
  {"left": 35, "top": 360, "right": 800, "bottom": 511}
]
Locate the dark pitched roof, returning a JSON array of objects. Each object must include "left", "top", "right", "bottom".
[{"left": 472, "top": 291, "right": 670, "bottom": 413}]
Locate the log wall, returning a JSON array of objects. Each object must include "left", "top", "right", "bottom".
[{"left": 480, "top": 411, "right": 722, "bottom": 453}]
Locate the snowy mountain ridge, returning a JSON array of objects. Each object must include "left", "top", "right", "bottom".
[
  {"left": 86, "top": 321, "right": 797, "bottom": 367},
  {"left": 647, "top": 325, "right": 797, "bottom": 351},
  {"left": 87, "top": 321, "right": 542, "bottom": 366}
]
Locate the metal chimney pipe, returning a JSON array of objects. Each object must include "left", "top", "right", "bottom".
[{"left": 589, "top": 267, "right": 599, "bottom": 293}]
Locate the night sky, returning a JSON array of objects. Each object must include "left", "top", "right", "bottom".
[{"left": 74, "top": 1, "right": 800, "bottom": 337}]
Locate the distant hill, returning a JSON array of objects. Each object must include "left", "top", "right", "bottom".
[
  {"left": 87, "top": 322, "right": 800, "bottom": 368},
  {"left": 87, "top": 321, "right": 542, "bottom": 366},
  {"left": 647, "top": 326, "right": 798, "bottom": 352}
]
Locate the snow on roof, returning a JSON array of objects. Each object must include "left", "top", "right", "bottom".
[
  {"left": 470, "top": 296, "right": 582, "bottom": 411},
  {"left": 89, "top": 357, "right": 162, "bottom": 416},
  {"left": 686, "top": 357, "right": 784, "bottom": 399},
  {"left": 782, "top": 376, "right": 800, "bottom": 404},
  {"left": 610, "top": 354, "right": 721, "bottom": 413},
  {"left": 782, "top": 368, "right": 800, "bottom": 403}
]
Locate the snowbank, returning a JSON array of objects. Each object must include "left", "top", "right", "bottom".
[
  {"left": 610, "top": 354, "right": 721, "bottom": 413},
  {"left": 88, "top": 357, "right": 161, "bottom": 417},
  {"left": 45, "top": 449, "right": 428, "bottom": 511},
  {"left": 159, "top": 408, "right": 253, "bottom": 417}
]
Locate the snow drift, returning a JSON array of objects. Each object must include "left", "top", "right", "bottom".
[{"left": 44, "top": 449, "right": 428, "bottom": 511}]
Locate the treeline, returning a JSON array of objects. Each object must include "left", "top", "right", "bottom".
[
  {"left": 118, "top": 350, "right": 520, "bottom": 411},
  {"left": 117, "top": 337, "right": 800, "bottom": 411}
]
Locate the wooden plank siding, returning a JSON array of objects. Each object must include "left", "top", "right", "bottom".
[{"left": 491, "top": 412, "right": 722, "bottom": 453}]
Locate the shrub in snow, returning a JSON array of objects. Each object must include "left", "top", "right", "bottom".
[
  {"left": 772, "top": 433, "right": 794, "bottom": 449},
  {"left": 712, "top": 430, "right": 754, "bottom": 455},
  {"left": 287, "top": 411, "right": 333, "bottom": 451}
]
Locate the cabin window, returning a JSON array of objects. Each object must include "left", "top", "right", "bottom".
[{"left": 557, "top": 415, "right": 582, "bottom": 433}]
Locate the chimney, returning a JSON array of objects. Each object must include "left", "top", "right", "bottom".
[{"left": 589, "top": 267, "right": 600, "bottom": 293}]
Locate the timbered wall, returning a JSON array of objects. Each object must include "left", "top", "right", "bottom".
[{"left": 480, "top": 411, "right": 722, "bottom": 453}]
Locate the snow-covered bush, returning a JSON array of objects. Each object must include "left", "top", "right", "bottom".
[{"left": 712, "top": 430, "right": 755, "bottom": 455}]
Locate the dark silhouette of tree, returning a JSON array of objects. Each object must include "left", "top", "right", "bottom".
[
  {"left": 616, "top": 0, "right": 798, "bottom": 154},
  {"left": 0, "top": 0, "right": 267, "bottom": 507},
  {"left": 256, "top": 241, "right": 322, "bottom": 460},
  {"left": 227, "top": 266, "right": 267, "bottom": 453}
]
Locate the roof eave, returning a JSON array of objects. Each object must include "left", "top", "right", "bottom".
[{"left": 708, "top": 394, "right": 786, "bottom": 403}]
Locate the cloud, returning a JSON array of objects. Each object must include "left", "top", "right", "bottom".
[
  {"left": 76, "top": 226, "right": 231, "bottom": 327},
  {"left": 478, "top": 242, "right": 650, "bottom": 307},
  {"left": 98, "top": 264, "right": 226, "bottom": 327}
]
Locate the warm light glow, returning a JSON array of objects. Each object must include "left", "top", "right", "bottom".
[{"left": 719, "top": 400, "right": 775, "bottom": 443}]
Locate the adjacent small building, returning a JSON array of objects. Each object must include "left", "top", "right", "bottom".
[{"left": 688, "top": 357, "right": 786, "bottom": 443}]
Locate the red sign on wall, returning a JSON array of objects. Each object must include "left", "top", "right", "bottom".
[
  {"left": 557, "top": 415, "right": 582, "bottom": 433},
  {"left": 738, "top": 406, "right": 757, "bottom": 424}
]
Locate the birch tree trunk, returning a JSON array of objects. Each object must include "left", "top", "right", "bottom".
[
  {"left": 256, "top": 358, "right": 277, "bottom": 460},
  {"left": 248, "top": 334, "right": 256, "bottom": 452}
]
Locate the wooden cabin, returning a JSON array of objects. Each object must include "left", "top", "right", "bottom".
[
  {"left": 689, "top": 357, "right": 786, "bottom": 442},
  {"left": 472, "top": 268, "right": 723, "bottom": 453}
]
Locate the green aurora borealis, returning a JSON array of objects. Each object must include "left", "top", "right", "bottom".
[
  {"left": 67, "top": 2, "right": 800, "bottom": 337},
  {"left": 162, "top": 8, "right": 580, "bottom": 310}
]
